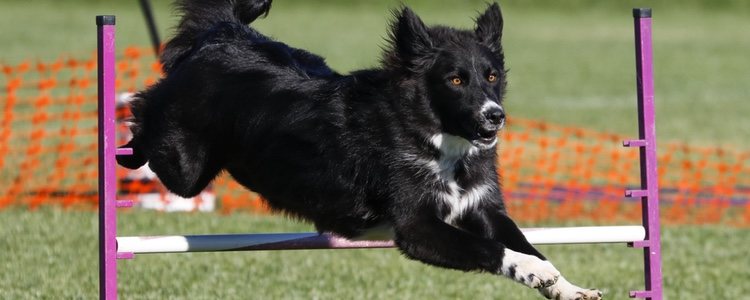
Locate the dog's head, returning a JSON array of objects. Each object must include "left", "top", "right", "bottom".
[{"left": 384, "top": 3, "right": 507, "bottom": 149}]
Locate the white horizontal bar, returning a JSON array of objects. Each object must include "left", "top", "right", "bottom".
[
  {"left": 116, "top": 232, "right": 396, "bottom": 254},
  {"left": 117, "top": 226, "right": 645, "bottom": 254},
  {"left": 521, "top": 226, "right": 645, "bottom": 245},
  {"left": 118, "top": 232, "right": 317, "bottom": 253}
]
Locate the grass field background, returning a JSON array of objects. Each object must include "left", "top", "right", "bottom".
[
  {"left": 2, "top": 208, "right": 749, "bottom": 299},
  {"left": 1, "top": 0, "right": 749, "bottom": 299}
]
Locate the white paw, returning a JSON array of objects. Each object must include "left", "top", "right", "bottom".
[
  {"left": 538, "top": 276, "right": 602, "bottom": 300},
  {"left": 500, "top": 249, "right": 561, "bottom": 288}
]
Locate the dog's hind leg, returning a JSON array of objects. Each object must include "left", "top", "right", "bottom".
[
  {"left": 116, "top": 139, "right": 148, "bottom": 170},
  {"left": 145, "top": 128, "right": 223, "bottom": 198}
]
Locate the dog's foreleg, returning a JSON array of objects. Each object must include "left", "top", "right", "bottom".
[
  {"left": 461, "top": 205, "right": 549, "bottom": 259},
  {"left": 499, "top": 247, "right": 561, "bottom": 288},
  {"left": 392, "top": 213, "right": 560, "bottom": 288},
  {"left": 480, "top": 212, "right": 564, "bottom": 288},
  {"left": 459, "top": 204, "right": 602, "bottom": 299},
  {"left": 538, "top": 276, "right": 603, "bottom": 300}
]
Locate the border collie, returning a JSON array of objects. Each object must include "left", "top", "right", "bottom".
[{"left": 118, "top": 0, "right": 602, "bottom": 298}]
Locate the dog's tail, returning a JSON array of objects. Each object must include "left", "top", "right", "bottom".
[{"left": 161, "top": 0, "right": 273, "bottom": 73}]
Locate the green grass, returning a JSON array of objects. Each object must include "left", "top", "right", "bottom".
[{"left": 0, "top": 208, "right": 748, "bottom": 299}]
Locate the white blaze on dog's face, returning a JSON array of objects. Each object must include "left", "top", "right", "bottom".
[{"left": 386, "top": 4, "right": 507, "bottom": 150}]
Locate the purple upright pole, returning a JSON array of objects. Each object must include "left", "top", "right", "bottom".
[
  {"left": 98, "top": 15, "right": 120, "bottom": 300},
  {"left": 625, "top": 8, "right": 663, "bottom": 300}
]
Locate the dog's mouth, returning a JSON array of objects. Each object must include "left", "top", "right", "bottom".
[
  {"left": 470, "top": 115, "right": 507, "bottom": 148},
  {"left": 472, "top": 128, "right": 499, "bottom": 148}
]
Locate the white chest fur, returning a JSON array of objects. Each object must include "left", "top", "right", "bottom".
[{"left": 429, "top": 133, "right": 493, "bottom": 223}]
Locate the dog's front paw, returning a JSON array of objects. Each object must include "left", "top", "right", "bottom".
[
  {"left": 538, "top": 276, "right": 602, "bottom": 300},
  {"left": 500, "top": 249, "right": 560, "bottom": 288}
]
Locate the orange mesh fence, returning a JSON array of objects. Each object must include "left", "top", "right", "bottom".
[
  {"left": 499, "top": 119, "right": 750, "bottom": 226},
  {"left": 1, "top": 47, "right": 749, "bottom": 226}
]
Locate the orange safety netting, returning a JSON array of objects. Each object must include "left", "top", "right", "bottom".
[{"left": 1, "top": 46, "right": 749, "bottom": 226}]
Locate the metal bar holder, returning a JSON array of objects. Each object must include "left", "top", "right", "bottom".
[
  {"left": 624, "top": 8, "right": 664, "bottom": 300},
  {"left": 97, "top": 15, "right": 134, "bottom": 300}
]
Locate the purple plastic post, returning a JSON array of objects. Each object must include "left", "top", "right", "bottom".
[
  {"left": 97, "top": 15, "right": 118, "bottom": 300},
  {"left": 628, "top": 8, "right": 664, "bottom": 300}
]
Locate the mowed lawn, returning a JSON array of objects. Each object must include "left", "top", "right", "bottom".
[
  {"left": 1, "top": 0, "right": 749, "bottom": 299},
  {"left": 2, "top": 208, "right": 749, "bottom": 299}
]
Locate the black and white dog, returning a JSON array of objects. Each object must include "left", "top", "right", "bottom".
[{"left": 118, "top": 0, "right": 602, "bottom": 298}]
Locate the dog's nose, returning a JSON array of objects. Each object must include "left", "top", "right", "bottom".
[{"left": 483, "top": 107, "right": 505, "bottom": 125}]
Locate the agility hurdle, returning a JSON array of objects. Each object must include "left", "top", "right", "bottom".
[{"left": 98, "top": 8, "right": 663, "bottom": 299}]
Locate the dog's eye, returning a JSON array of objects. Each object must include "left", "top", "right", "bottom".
[
  {"left": 451, "top": 77, "right": 463, "bottom": 86},
  {"left": 488, "top": 73, "right": 497, "bottom": 82}
]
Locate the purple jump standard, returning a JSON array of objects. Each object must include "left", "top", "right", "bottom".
[
  {"left": 624, "top": 8, "right": 663, "bottom": 300},
  {"left": 98, "top": 8, "right": 663, "bottom": 300},
  {"left": 98, "top": 14, "right": 137, "bottom": 300},
  {"left": 97, "top": 15, "right": 120, "bottom": 300}
]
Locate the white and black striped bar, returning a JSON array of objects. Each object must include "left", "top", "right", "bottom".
[{"left": 117, "top": 225, "right": 645, "bottom": 254}]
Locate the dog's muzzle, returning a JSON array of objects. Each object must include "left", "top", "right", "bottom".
[
  {"left": 474, "top": 101, "right": 505, "bottom": 147},
  {"left": 483, "top": 106, "right": 505, "bottom": 128}
]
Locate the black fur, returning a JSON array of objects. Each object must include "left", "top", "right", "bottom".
[{"left": 120, "top": 0, "right": 550, "bottom": 279}]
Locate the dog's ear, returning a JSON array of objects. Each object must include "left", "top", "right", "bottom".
[
  {"left": 475, "top": 3, "right": 503, "bottom": 53},
  {"left": 385, "top": 6, "right": 435, "bottom": 72}
]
